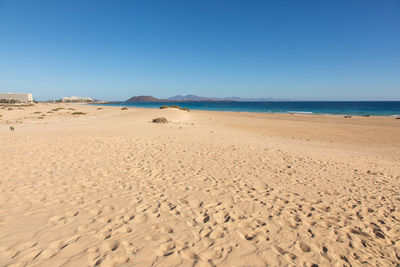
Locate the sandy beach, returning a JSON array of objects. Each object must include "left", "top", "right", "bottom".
[{"left": 0, "top": 103, "right": 399, "bottom": 266}]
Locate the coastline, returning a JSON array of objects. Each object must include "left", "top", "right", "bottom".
[
  {"left": 2, "top": 103, "right": 400, "bottom": 145},
  {"left": 93, "top": 101, "right": 400, "bottom": 117},
  {"left": 1, "top": 103, "right": 399, "bottom": 266}
]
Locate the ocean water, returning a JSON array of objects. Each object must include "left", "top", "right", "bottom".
[{"left": 97, "top": 101, "right": 400, "bottom": 116}]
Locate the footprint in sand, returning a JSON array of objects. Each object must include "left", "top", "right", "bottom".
[
  {"left": 88, "top": 208, "right": 102, "bottom": 215},
  {"left": 101, "top": 252, "right": 130, "bottom": 266},
  {"left": 115, "top": 224, "right": 133, "bottom": 234},
  {"left": 38, "top": 248, "right": 58, "bottom": 259},
  {"left": 297, "top": 241, "right": 311, "bottom": 253},
  {"left": 22, "top": 249, "right": 43, "bottom": 261},
  {"left": 213, "top": 210, "right": 231, "bottom": 224},
  {"left": 95, "top": 227, "right": 112, "bottom": 240},
  {"left": 49, "top": 239, "right": 67, "bottom": 250},
  {"left": 48, "top": 215, "right": 67, "bottom": 226},
  {"left": 156, "top": 240, "right": 175, "bottom": 256},
  {"left": 180, "top": 248, "right": 197, "bottom": 260},
  {"left": 209, "top": 229, "right": 225, "bottom": 239},
  {"left": 148, "top": 207, "right": 160, "bottom": 218},
  {"left": 65, "top": 209, "right": 79, "bottom": 217},
  {"left": 2, "top": 249, "right": 20, "bottom": 259},
  {"left": 199, "top": 249, "right": 222, "bottom": 262},
  {"left": 132, "top": 213, "right": 147, "bottom": 224},
  {"left": 121, "top": 241, "right": 138, "bottom": 255},
  {"left": 152, "top": 224, "right": 174, "bottom": 234},
  {"left": 87, "top": 249, "right": 103, "bottom": 266},
  {"left": 101, "top": 240, "right": 119, "bottom": 252},
  {"left": 236, "top": 229, "right": 257, "bottom": 241},
  {"left": 64, "top": 234, "right": 81, "bottom": 244},
  {"left": 136, "top": 203, "right": 152, "bottom": 212},
  {"left": 16, "top": 241, "right": 37, "bottom": 251}
]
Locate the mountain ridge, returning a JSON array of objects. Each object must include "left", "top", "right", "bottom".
[{"left": 126, "top": 94, "right": 290, "bottom": 102}]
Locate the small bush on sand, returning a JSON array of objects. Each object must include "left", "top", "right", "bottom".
[
  {"left": 47, "top": 111, "right": 53, "bottom": 113},
  {"left": 121, "top": 107, "right": 128, "bottom": 110},
  {"left": 159, "top": 105, "right": 190, "bottom": 112},
  {"left": 71, "top": 112, "right": 86, "bottom": 115},
  {"left": 33, "top": 111, "right": 42, "bottom": 114},
  {"left": 152, "top": 117, "right": 168, "bottom": 123},
  {"left": 7, "top": 108, "right": 13, "bottom": 110},
  {"left": 38, "top": 116, "right": 44, "bottom": 119},
  {"left": 52, "top": 108, "right": 64, "bottom": 112},
  {"left": 97, "top": 107, "right": 103, "bottom": 110},
  {"left": 68, "top": 108, "right": 76, "bottom": 111}
]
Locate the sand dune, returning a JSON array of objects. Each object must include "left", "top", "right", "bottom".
[{"left": 0, "top": 103, "right": 399, "bottom": 266}]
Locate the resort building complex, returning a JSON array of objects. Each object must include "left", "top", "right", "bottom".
[{"left": 0, "top": 93, "right": 33, "bottom": 103}]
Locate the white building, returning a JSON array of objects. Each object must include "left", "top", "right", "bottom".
[
  {"left": 62, "top": 96, "right": 94, "bottom": 103},
  {"left": 0, "top": 93, "right": 33, "bottom": 103}
]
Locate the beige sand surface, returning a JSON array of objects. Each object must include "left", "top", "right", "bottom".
[{"left": 0, "top": 103, "right": 399, "bottom": 266}]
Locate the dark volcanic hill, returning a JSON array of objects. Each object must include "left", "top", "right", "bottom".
[{"left": 126, "top": 96, "right": 161, "bottom": 102}]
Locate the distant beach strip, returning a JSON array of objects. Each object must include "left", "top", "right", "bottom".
[{"left": 95, "top": 101, "right": 400, "bottom": 116}]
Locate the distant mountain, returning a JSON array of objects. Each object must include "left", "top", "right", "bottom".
[
  {"left": 126, "top": 96, "right": 161, "bottom": 102},
  {"left": 126, "top": 94, "right": 291, "bottom": 102},
  {"left": 164, "top": 95, "right": 217, "bottom": 101},
  {"left": 164, "top": 95, "right": 290, "bottom": 102}
]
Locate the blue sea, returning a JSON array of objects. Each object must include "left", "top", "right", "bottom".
[{"left": 97, "top": 101, "right": 400, "bottom": 116}]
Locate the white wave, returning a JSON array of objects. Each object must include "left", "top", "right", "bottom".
[{"left": 288, "top": 111, "right": 313, "bottom": 114}]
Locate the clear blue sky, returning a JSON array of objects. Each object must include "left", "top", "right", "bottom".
[{"left": 0, "top": 0, "right": 399, "bottom": 101}]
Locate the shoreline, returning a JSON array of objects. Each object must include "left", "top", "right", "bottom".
[
  {"left": 92, "top": 103, "right": 400, "bottom": 117},
  {"left": 2, "top": 102, "right": 399, "bottom": 145},
  {"left": 89, "top": 104, "right": 400, "bottom": 125}
]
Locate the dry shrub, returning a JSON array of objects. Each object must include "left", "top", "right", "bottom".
[
  {"left": 152, "top": 117, "right": 168, "bottom": 123},
  {"left": 159, "top": 105, "right": 190, "bottom": 112},
  {"left": 71, "top": 112, "right": 86, "bottom": 115},
  {"left": 121, "top": 107, "right": 128, "bottom": 110}
]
